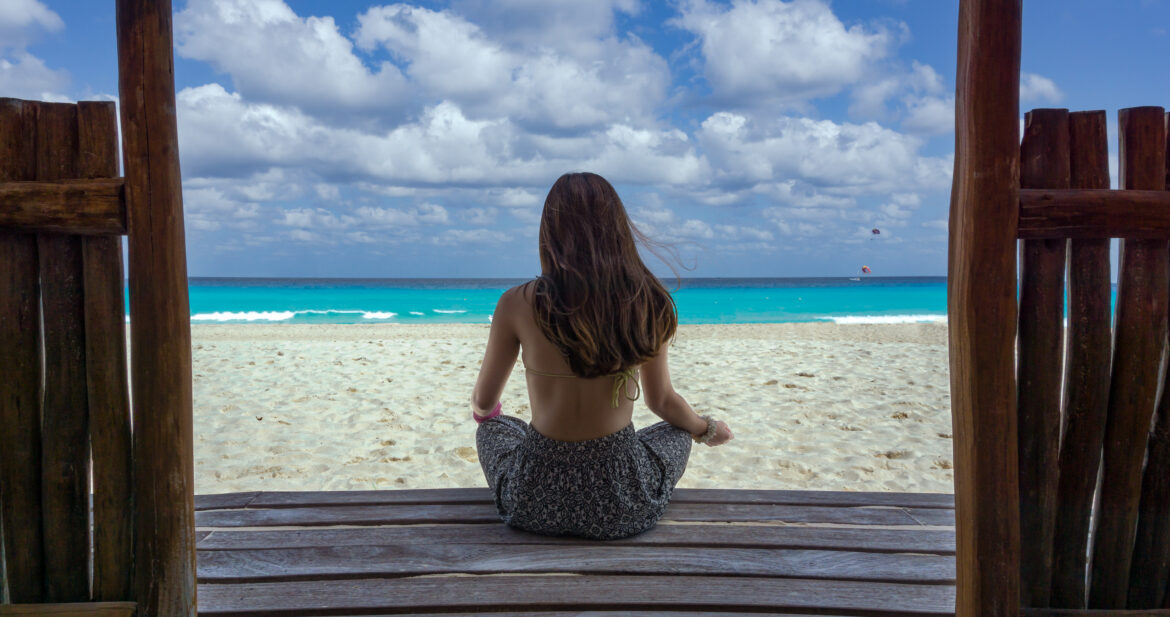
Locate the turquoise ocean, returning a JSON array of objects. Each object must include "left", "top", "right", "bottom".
[{"left": 179, "top": 277, "right": 951, "bottom": 325}]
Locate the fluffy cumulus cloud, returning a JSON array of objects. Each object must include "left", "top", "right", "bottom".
[
  {"left": 0, "top": 0, "right": 68, "bottom": 100},
  {"left": 354, "top": 4, "right": 668, "bottom": 132},
  {"left": 175, "top": 0, "right": 410, "bottom": 119},
  {"left": 159, "top": 0, "right": 959, "bottom": 272},
  {"left": 1020, "top": 73, "right": 1064, "bottom": 104},
  {"left": 674, "top": 0, "right": 895, "bottom": 107}
]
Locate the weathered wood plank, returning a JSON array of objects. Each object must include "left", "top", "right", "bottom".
[
  {"left": 196, "top": 492, "right": 260, "bottom": 511},
  {"left": 79, "top": 101, "right": 133, "bottom": 603},
  {"left": 1089, "top": 106, "right": 1169, "bottom": 610},
  {"left": 195, "top": 503, "right": 937, "bottom": 528},
  {"left": 1127, "top": 111, "right": 1170, "bottom": 610},
  {"left": 1050, "top": 110, "right": 1113, "bottom": 610},
  {"left": 0, "top": 603, "right": 137, "bottom": 617},
  {"left": 1018, "top": 189, "right": 1170, "bottom": 238},
  {"left": 196, "top": 544, "right": 956, "bottom": 585},
  {"left": 0, "top": 97, "right": 45, "bottom": 603},
  {"left": 117, "top": 1, "right": 197, "bottom": 616},
  {"left": 235, "top": 488, "right": 955, "bottom": 510},
  {"left": 195, "top": 523, "right": 957, "bottom": 554},
  {"left": 1024, "top": 610, "right": 1170, "bottom": 617},
  {"left": 950, "top": 2, "right": 1023, "bottom": 616},
  {"left": 0, "top": 178, "right": 125, "bottom": 234},
  {"left": 35, "top": 101, "right": 90, "bottom": 603},
  {"left": 1017, "top": 108, "right": 1070, "bottom": 608},
  {"left": 197, "top": 575, "right": 957, "bottom": 616}
]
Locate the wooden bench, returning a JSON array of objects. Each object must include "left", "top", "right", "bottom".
[{"left": 194, "top": 488, "right": 957, "bottom": 616}]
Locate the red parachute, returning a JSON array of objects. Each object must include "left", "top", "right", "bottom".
[{"left": 861, "top": 265, "right": 872, "bottom": 274}]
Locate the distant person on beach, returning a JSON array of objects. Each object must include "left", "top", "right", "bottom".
[{"left": 470, "top": 172, "right": 733, "bottom": 540}]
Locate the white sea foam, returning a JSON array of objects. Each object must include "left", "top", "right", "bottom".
[
  {"left": 409, "top": 311, "right": 425, "bottom": 316},
  {"left": 361, "top": 311, "right": 397, "bottom": 319},
  {"left": 432, "top": 309, "right": 467, "bottom": 314},
  {"left": 825, "top": 314, "right": 948, "bottom": 325},
  {"left": 192, "top": 310, "right": 297, "bottom": 322}
]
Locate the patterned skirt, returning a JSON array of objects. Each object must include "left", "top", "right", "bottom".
[{"left": 475, "top": 415, "right": 692, "bottom": 540}]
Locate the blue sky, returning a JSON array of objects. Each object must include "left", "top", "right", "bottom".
[{"left": 3, "top": 0, "right": 1167, "bottom": 278}]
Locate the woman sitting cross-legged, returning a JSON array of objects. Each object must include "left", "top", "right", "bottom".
[{"left": 471, "top": 171, "right": 733, "bottom": 540}]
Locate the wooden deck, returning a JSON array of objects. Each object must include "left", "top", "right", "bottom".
[{"left": 195, "top": 488, "right": 957, "bottom": 616}]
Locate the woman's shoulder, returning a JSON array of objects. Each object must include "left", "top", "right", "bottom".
[{"left": 498, "top": 281, "right": 537, "bottom": 313}]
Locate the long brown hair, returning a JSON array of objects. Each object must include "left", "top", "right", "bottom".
[{"left": 529, "top": 172, "right": 677, "bottom": 378}]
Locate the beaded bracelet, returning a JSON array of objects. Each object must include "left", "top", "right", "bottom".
[
  {"left": 693, "top": 415, "right": 718, "bottom": 444},
  {"left": 471, "top": 400, "right": 502, "bottom": 424}
]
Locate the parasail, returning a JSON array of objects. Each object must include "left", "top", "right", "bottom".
[
  {"left": 861, "top": 265, "right": 872, "bottom": 274},
  {"left": 871, "top": 228, "right": 880, "bottom": 235}
]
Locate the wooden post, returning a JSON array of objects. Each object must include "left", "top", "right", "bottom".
[
  {"left": 1017, "top": 108, "right": 1070, "bottom": 609},
  {"left": 79, "top": 100, "right": 134, "bottom": 603},
  {"left": 1089, "top": 106, "right": 1169, "bottom": 609},
  {"left": 1126, "top": 111, "right": 1170, "bottom": 610},
  {"left": 0, "top": 97, "right": 45, "bottom": 604},
  {"left": 1049, "top": 110, "right": 1112, "bottom": 609},
  {"left": 116, "top": 0, "right": 196, "bottom": 615},
  {"left": 950, "top": 1, "right": 1022, "bottom": 616},
  {"left": 35, "top": 101, "right": 91, "bottom": 603}
]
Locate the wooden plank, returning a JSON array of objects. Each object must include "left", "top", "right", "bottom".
[
  {"left": 195, "top": 523, "right": 957, "bottom": 554},
  {"left": 195, "top": 492, "right": 260, "bottom": 511},
  {"left": 1127, "top": 111, "right": 1170, "bottom": 610},
  {"left": 0, "top": 178, "right": 126, "bottom": 234},
  {"left": 332, "top": 613, "right": 858, "bottom": 617},
  {"left": 950, "top": 1, "right": 1023, "bottom": 616},
  {"left": 1089, "top": 106, "right": 1169, "bottom": 610},
  {"left": 1050, "top": 110, "right": 1113, "bottom": 610},
  {"left": 1018, "top": 189, "right": 1170, "bottom": 238},
  {"left": 195, "top": 503, "right": 936, "bottom": 528},
  {"left": 79, "top": 101, "right": 133, "bottom": 603},
  {"left": 117, "top": 1, "right": 197, "bottom": 616},
  {"left": 35, "top": 101, "right": 90, "bottom": 603},
  {"left": 197, "top": 575, "right": 957, "bottom": 616},
  {"left": 1025, "top": 611, "right": 1170, "bottom": 617},
  {"left": 0, "top": 97, "right": 45, "bottom": 603},
  {"left": 1017, "top": 108, "right": 1070, "bottom": 609},
  {"left": 238, "top": 488, "right": 954, "bottom": 510},
  {"left": 195, "top": 544, "right": 956, "bottom": 584},
  {"left": 0, "top": 603, "right": 136, "bottom": 617}
]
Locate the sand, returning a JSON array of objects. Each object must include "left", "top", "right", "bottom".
[{"left": 192, "top": 322, "right": 953, "bottom": 495}]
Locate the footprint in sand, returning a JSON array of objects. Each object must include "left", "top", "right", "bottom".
[{"left": 456, "top": 446, "right": 479, "bottom": 463}]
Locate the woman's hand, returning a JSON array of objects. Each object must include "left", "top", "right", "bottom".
[{"left": 704, "top": 420, "right": 733, "bottom": 447}]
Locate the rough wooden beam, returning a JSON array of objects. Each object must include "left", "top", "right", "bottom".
[
  {"left": 1019, "top": 188, "right": 1170, "bottom": 238},
  {"left": 0, "top": 178, "right": 126, "bottom": 234},
  {"left": 116, "top": 0, "right": 196, "bottom": 616},
  {"left": 949, "top": 1, "right": 1022, "bottom": 616}
]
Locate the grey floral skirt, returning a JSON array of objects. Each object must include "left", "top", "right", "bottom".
[{"left": 475, "top": 415, "right": 692, "bottom": 540}]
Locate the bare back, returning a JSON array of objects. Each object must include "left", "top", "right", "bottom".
[{"left": 511, "top": 284, "right": 636, "bottom": 441}]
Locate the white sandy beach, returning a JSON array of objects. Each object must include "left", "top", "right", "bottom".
[{"left": 192, "top": 322, "right": 953, "bottom": 495}]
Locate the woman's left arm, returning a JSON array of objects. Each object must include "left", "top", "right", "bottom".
[{"left": 471, "top": 287, "right": 522, "bottom": 413}]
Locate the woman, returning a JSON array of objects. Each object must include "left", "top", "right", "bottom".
[{"left": 471, "top": 172, "right": 733, "bottom": 540}]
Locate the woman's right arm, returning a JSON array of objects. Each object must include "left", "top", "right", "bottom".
[{"left": 641, "top": 341, "right": 732, "bottom": 445}]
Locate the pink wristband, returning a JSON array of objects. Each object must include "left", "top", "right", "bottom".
[{"left": 473, "top": 401, "right": 502, "bottom": 424}]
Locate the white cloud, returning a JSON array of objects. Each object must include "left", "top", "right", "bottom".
[
  {"left": 696, "top": 111, "right": 950, "bottom": 196},
  {"left": 433, "top": 228, "right": 510, "bottom": 245},
  {"left": 355, "top": 4, "right": 669, "bottom": 132},
  {"left": 175, "top": 0, "right": 410, "bottom": 117},
  {"left": 1020, "top": 73, "right": 1063, "bottom": 104},
  {"left": 462, "top": 207, "right": 497, "bottom": 225},
  {"left": 675, "top": 0, "right": 895, "bottom": 107},
  {"left": 0, "top": 51, "right": 68, "bottom": 100},
  {"left": 0, "top": 0, "right": 62, "bottom": 50}
]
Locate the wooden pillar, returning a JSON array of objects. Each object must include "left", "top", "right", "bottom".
[
  {"left": 115, "top": 1, "right": 195, "bottom": 616},
  {"left": 949, "top": 1, "right": 1022, "bottom": 616}
]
